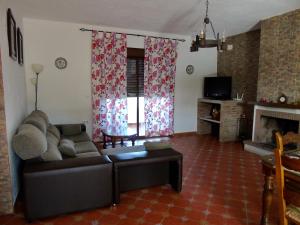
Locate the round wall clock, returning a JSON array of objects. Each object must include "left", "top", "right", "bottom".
[
  {"left": 186, "top": 65, "right": 194, "bottom": 75},
  {"left": 55, "top": 57, "right": 67, "bottom": 69}
]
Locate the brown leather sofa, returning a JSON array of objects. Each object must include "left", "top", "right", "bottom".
[{"left": 14, "top": 111, "right": 183, "bottom": 221}]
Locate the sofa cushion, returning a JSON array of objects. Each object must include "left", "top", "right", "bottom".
[
  {"left": 31, "top": 110, "right": 49, "bottom": 125},
  {"left": 63, "top": 132, "right": 90, "bottom": 143},
  {"left": 47, "top": 124, "right": 60, "bottom": 139},
  {"left": 12, "top": 124, "right": 47, "bottom": 160},
  {"left": 46, "top": 132, "right": 59, "bottom": 146},
  {"left": 144, "top": 141, "right": 172, "bottom": 150},
  {"left": 41, "top": 142, "right": 63, "bottom": 162},
  {"left": 100, "top": 145, "right": 146, "bottom": 156},
  {"left": 74, "top": 141, "right": 98, "bottom": 154},
  {"left": 76, "top": 152, "right": 101, "bottom": 158},
  {"left": 59, "top": 139, "right": 76, "bottom": 157},
  {"left": 24, "top": 114, "right": 47, "bottom": 134},
  {"left": 61, "top": 124, "right": 82, "bottom": 136}
]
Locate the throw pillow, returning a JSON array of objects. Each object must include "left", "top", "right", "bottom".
[
  {"left": 31, "top": 110, "right": 49, "bottom": 125},
  {"left": 47, "top": 124, "right": 60, "bottom": 139},
  {"left": 23, "top": 114, "right": 47, "bottom": 134},
  {"left": 41, "top": 142, "right": 63, "bottom": 161},
  {"left": 144, "top": 141, "right": 172, "bottom": 150},
  {"left": 12, "top": 124, "right": 47, "bottom": 160},
  {"left": 59, "top": 139, "right": 76, "bottom": 157},
  {"left": 46, "top": 131, "right": 60, "bottom": 146}
]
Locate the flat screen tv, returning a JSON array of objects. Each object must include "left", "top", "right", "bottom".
[{"left": 204, "top": 76, "right": 232, "bottom": 100}]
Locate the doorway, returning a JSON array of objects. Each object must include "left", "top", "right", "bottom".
[{"left": 127, "top": 48, "right": 145, "bottom": 137}]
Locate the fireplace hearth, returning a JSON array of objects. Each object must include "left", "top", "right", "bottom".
[{"left": 244, "top": 105, "right": 300, "bottom": 156}]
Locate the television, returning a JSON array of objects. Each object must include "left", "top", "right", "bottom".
[{"left": 203, "top": 76, "right": 232, "bottom": 100}]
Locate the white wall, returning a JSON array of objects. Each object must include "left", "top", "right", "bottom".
[
  {"left": 0, "top": 0, "right": 28, "bottom": 203},
  {"left": 23, "top": 18, "right": 217, "bottom": 135}
]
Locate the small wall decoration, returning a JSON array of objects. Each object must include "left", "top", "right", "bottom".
[
  {"left": 7, "top": 8, "right": 17, "bottom": 60},
  {"left": 17, "top": 28, "right": 23, "bottom": 65},
  {"left": 186, "top": 65, "right": 194, "bottom": 75},
  {"left": 278, "top": 93, "right": 287, "bottom": 104},
  {"left": 55, "top": 57, "right": 67, "bottom": 69}
]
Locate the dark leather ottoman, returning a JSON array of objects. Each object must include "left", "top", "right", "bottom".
[
  {"left": 23, "top": 156, "right": 113, "bottom": 220},
  {"left": 108, "top": 149, "right": 182, "bottom": 204}
]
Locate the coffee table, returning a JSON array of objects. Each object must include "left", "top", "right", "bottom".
[{"left": 102, "top": 130, "right": 137, "bottom": 149}]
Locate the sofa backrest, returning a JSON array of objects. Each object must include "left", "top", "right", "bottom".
[{"left": 12, "top": 110, "right": 63, "bottom": 162}]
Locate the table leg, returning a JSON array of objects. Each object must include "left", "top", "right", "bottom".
[
  {"left": 112, "top": 137, "right": 116, "bottom": 148},
  {"left": 260, "top": 172, "right": 274, "bottom": 225},
  {"left": 103, "top": 134, "right": 107, "bottom": 149},
  {"left": 131, "top": 135, "right": 137, "bottom": 146},
  {"left": 121, "top": 138, "right": 124, "bottom": 146}
]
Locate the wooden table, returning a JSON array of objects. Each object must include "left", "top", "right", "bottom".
[
  {"left": 102, "top": 130, "right": 137, "bottom": 149},
  {"left": 260, "top": 154, "right": 300, "bottom": 225}
]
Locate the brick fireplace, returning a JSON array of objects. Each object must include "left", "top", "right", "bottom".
[{"left": 244, "top": 104, "right": 300, "bottom": 155}]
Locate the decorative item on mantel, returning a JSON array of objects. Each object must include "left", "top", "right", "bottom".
[
  {"left": 190, "top": 0, "right": 226, "bottom": 52},
  {"left": 277, "top": 93, "right": 287, "bottom": 104}
]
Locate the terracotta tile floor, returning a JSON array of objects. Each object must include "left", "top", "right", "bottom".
[{"left": 0, "top": 134, "right": 278, "bottom": 225}]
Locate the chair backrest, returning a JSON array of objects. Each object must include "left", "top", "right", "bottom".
[{"left": 275, "top": 132, "right": 300, "bottom": 225}]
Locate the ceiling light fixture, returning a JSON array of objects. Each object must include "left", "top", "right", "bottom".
[{"left": 190, "top": 0, "right": 226, "bottom": 52}]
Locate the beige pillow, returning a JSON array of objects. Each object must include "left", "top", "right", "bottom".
[
  {"left": 46, "top": 132, "right": 59, "bottom": 146},
  {"left": 59, "top": 139, "right": 76, "bottom": 157},
  {"left": 144, "top": 141, "right": 172, "bottom": 150},
  {"left": 47, "top": 124, "right": 60, "bottom": 139},
  {"left": 12, "top": 124, "right": 47, "bottom": 160},
  {"left": 31, "top": 110, "right": 49, "bottom": 125},
  {"left": 23, "top": 114, "right": 47, "bottom": 134},
  {"left": 41, "top": 142, "right": 63, "bottom": 161}
]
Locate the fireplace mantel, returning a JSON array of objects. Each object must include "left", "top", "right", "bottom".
[{"left": 257, "top": 102, "right": 300, "bottom": 110}]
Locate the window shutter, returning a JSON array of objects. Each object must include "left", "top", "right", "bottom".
[{"left": 126, "top": 48, "right": 144, "bottom": 97}]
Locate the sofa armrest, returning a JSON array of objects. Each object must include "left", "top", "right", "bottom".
[{"left": 23, "top": 156, "right": 113, "bottom": 220}]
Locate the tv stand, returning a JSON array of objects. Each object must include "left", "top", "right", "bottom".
[{"left": 197, "top": 98, "right": 243, "bottom": 142}]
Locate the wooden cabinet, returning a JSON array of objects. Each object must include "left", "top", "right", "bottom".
[{"left": 197, "top": 98, "right": 243, "bottom": 142}]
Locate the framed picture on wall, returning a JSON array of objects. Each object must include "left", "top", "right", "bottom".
[
  {"left": 7, "top": 8, "right": 17, "bottom": 60},
  {"left": 17, "top": 28, "right": 23, "bottom": 65}
]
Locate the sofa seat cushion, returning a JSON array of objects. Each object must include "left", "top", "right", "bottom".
[
  {"left": 59, "top": 139, "right": 76, "bottom": 157},
  {"left": 74, "top": 141, "right": 98, "bottom": 154},
  {"left": 41, "top": 142, "right": 62, "bottom": 162},
  {"left": 23, "top": 114, "right": 47, "bottom": 134},
  {"left": 63, "top": 132, "right": 90, "bottom": 143},
  {"left": 100, "top": 145, "right": 146, "bottom": 156},
  {"left": 12, "top": 124, "right": 47, "bottom": 160},
  {"left": 76, "top": 152, "right": 101, "bottom": 158}
]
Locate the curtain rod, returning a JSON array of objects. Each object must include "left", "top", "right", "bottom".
[{"left": 80, "top": 28, "right": 186, "bottom": 42}]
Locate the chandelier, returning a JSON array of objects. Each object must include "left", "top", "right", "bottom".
[{"left": 190, "top": 0, "right": 226, "bottom": 52}]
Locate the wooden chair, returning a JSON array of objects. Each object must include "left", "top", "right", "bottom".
[{"left": 275, "top": 132, "right": 300, "bottom": 225}]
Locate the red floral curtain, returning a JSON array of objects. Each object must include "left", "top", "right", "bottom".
[
  {"left": 91, "top": 31, "right": 127, "bottom": 142},
  {"left": 144, "top": 37, "right": 178, "bottom": 137}
]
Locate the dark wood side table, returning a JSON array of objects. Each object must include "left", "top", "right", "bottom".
[
  {"left": 101, "top": 130, "right": 137, "bottom": 149},
  {"left": 260, "top": 155, "right": 300, "bottom": 225}
]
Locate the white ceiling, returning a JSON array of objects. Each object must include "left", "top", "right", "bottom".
[{"left": 14, "top": 0, "right": 300, "bottom": 36}]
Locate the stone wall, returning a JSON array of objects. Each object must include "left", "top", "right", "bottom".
[
  {"left": 0, "top": 52, "right": 13, "bottom": 214},
  {"left": 218, "top": 30, "right": 261, "bottom": 102},
  {"left": 257, "top": 9, "right": 300, "bottom": 103}
]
